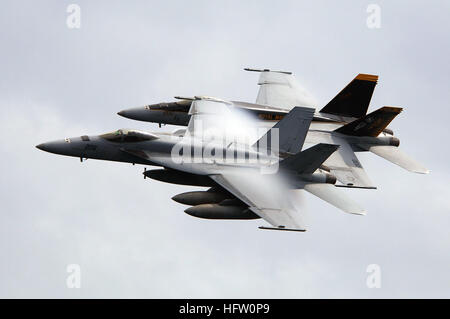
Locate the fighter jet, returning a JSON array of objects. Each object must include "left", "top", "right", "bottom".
[
  {"left": 117, "top": 68, "right": 378, "bottom": 125},
  {"left": 117, "top": 69, "right": 428, "bottom": 188},
  {"left": 245, "top": 69, "right": 429, "bottom": 185},
  {"left": 37, "top": 97, "right": 368, "bottom": 232}
]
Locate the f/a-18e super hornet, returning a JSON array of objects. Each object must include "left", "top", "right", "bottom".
[
  {"left": 37, "top": 98, "right": 369, "bottom": 232},
  {"left": 117, "top": 69, "right": 428, "bottom": 188}
]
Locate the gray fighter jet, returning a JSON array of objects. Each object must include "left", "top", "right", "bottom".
[
  {"left": 117, "top": 69, "right": 378, "bottom": 125},
  {"left": 117, "top": 69, "right": 428, "bottom": 188},
  {"left": 37, "top": 98, "right": 368, "bottom": 232}
]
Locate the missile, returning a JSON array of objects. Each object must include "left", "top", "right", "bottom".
[
  {"left": 184, "top": 204, "right": 260, "bottom": 220},
  {"left": 172, "top": 191, "right": 230, "bottom": 206},
  {"left": 143, "top": 169, "right": 216, "bottom": 187}
]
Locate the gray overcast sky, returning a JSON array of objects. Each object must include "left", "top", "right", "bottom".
[{"left": 0, "top": 0, "right": 449, "bottom": 298}]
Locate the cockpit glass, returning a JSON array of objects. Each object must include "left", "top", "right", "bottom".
[{"left": 100, "top": 129, "right": 156, "bottom": 143}]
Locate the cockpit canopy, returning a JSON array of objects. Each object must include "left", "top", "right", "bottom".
[{"left": 100, "top": 129, "right": 158, "bottom": 143}]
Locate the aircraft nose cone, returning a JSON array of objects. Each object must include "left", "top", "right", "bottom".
[
  {"left": 171, "top": 194, "right": 184, "bottom": 204},
  {"left": 117, "top": 107, "right": 148, "bottom": 120},
  {"left": 35, "top": 140, "right": 67, "bottom": 155},
  {"left": 117, "top": 109, "right": 134, "bottom": 119},
  {"left": 36, "top": 142, "right": 55, "bottom": 152},
  {"left": 36, "top": 143, "right": 46, "bottom": 151}
]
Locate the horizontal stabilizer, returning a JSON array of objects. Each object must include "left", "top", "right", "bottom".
[
  {"left": 335, "top": 106, "right": 402, "bottom": 137},
  {"left": 280, "top": 143, "right": 340, "bottom": 174},
  {"left": 304, "top": 184, "right": 366, "bottom": 215},
  {"left": 363, "top": 145, "right": 429, "bottom": 174},
  {"left": 254, "top": 106, "right": 315, "bottom": 154},
  {"left": 320, "top": 73, "right": 378, "bottom": 118}
]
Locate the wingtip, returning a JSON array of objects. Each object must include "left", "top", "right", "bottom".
[
  {"left": 244, "top": 68, "right": 292, "bottom": 75},
  {"left": 414, "top": 168, "right": 430, "bottom": 174},
  {"left": 258, "top": 226, "right": 307, "bottom": 232},
  {"left": 350, "top": 210, "right": 367, "bottom": 216},
  {"left": 340, "top": 206, "right": 367, "bottom": 216},
  {"left": 405, "top": 165, "right": 430, "bottom": 174}
]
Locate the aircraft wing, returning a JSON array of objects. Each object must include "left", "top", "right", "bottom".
[
  {"left": 245, "top": 68, "right": 317, "bottom": 110},
  {"left": 361, "top": 145, "right": 429, "bottom": 174},
  {"left": 278, "top": 143, "right": 366, "bottom": 214},
  {"left": 322, "top": 135, "right": 376, "bottom": 188},
  {"left": 303, "top": 183, "right": 366, "bottom": 215},
  {"left": 210, "top": 171, "right": 307, "bottom": 231}
]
